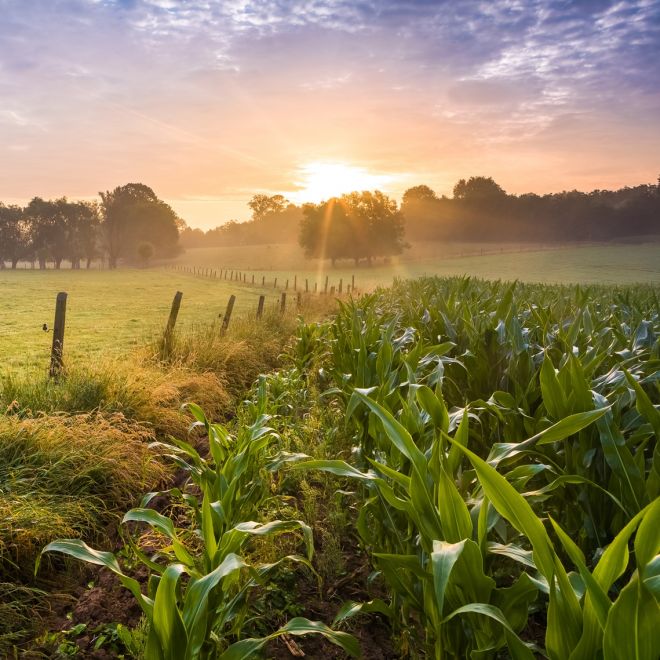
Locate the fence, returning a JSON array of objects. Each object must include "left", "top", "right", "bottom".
[
  {"left": 163, "top": 264, "right": 359, "bottom": 296},
  {"left": 43, "top": 285, "right": 346, "bottom": 379}
]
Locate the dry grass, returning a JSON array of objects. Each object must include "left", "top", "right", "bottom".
[{"left": 0, "top": 413, "right": 167, "bottom": 575}]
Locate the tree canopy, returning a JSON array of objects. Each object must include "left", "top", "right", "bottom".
[
  {"left": 402, "top": 177, "right": 660, "bottom": 242},
  {"left": 299, "top": 191, "right": 406, "bottom": 265},
  {"left": 0, "top": 183, "right": 180, "bottom": 269},
  {"left": 247, "top": 194, "right": 288, "bottom": 222},
  {"left": 100, "top": 183, "right": 181, "bottom": 268}
]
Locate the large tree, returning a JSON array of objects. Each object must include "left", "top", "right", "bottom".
[
  {"left": 0, "top": 204, "right": 29, "bottom": 268},
  {"left": 299, "top": 190, "right": 406, "bottom": 266},
  {"left": 100, "top": 183, "right": 180, "bottom": 268},
  {"left": 247, "top": 194, "right": 288, "bottom": 222},
  {"left": 24, "top": 197, "right": 71, "bottom": 269}
]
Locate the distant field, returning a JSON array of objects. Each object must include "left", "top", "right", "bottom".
[
  {"left": 2, "top": 240, "right": 658, "bottom": 372},
  {"left": 173, "top": 240, "right": 660, "bottom": 289},
  {"left": 0, "top": 270, "right": 275, "bottom": 371}
]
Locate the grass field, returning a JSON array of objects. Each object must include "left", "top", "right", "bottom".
[
  {"left": 173, "top": 240, "right": 660, "bottom": 288},
  {"left": 2, "top": 241, "right": 658, "bottom": 371},
  {"left": 0, "top": 270, "right": 276, "bottom": 371}
]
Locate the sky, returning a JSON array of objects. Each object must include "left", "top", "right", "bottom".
[{"left": 1, "top": 0, "right": 659, "bottom": 229}]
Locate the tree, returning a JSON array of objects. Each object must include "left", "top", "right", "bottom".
[
  {"left": 24, "top": 197, "right": 71, "bottom": 269},
  {"left": 63, "top": 200, "right": 101, "bottom": 268},
  {"left": 100, "top": 183, "right": 180, "bottom": 268},
  {"left": 248, "top": 194, "right": 288, "bottom": 222},
  {"left": 401, "top": 185, "right": 446, "bottom": 241},
  {"left": 453, "top": 176, "right": 506, "bottom": 201},
  {"left": 137, "top": 241, "right": 154, "bottom": 266},
  {"left": 299, "top": 190, "right": 406, "bottom": 266},
  {"left": 0, "top": 204, "right": 29, "bottom": 268},
  {"left": 402, "top": 185, "right": 438, "bottom": 205}
]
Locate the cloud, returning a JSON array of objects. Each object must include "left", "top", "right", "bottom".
[{"left": 0, "top": 0, "right": 658, "bottom": 227}]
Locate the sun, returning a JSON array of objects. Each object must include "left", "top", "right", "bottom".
[{"left": 290, "top": 161, "right": 393, "bottom": 204}]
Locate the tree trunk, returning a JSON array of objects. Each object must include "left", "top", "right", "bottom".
[
  {"left": 11, "top": 259, "right": 18, "bottom": 269},
  {"left": 55, "top": 259, "right": 62, "bottom": 270},
  {"left": 109, "top": 255, "right": 117, "bottom": 269},
  {"left": 86, "top": 257, "right": 92, "bottom": 269},
  {"left": 39, "top": 258, "right": 47, "bottom": 270}
]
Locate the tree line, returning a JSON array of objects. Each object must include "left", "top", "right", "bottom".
[
  {"left": 4, "top": 177, "right": 658, "bottom": 269},
  {"left": 0, "top": 183, "right": 181, "bottom": 269},
  {"left": 402, "top": 177, "right": 660, "bottom": 242},
  {"left": 180, "top": 176, "right": 659, "bottom": 265}
]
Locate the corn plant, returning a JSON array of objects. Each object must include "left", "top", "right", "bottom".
[
  {"left": 40, "top": 403, "right": 359, "bottom": 659},
  {"left": 285, "top": 277, "right": 658, "bottom": 658}
]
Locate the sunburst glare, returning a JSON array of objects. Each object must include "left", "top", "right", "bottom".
[{"left": 290, "top": 162, "right": 394, "bottom": 204}]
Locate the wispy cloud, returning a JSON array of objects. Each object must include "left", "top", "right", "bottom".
[{"left": 0, "top": 0, "right": 658, "bottom": 227}]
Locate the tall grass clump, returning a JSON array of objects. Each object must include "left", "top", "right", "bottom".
[
  {"left": 0, "top": 413, "right": 166, "bottom": 575},
  {"left": 148, "top": 297, "right": 338, "bottom": 398}
]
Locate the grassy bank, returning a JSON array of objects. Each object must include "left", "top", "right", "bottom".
[{"left": 0, "top": 297, "right": 336, "bottom": 656}]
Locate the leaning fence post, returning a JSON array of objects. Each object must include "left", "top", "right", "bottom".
[
  {"left": 274, "top": 278, "right": 278, "bottom": 289},
  {"left": 280, "top": 292, "right": 286, "bottom": 314},
  {"left": 256, "top": 295, "right": 265, "bottom": 319},
  {"left": 166, "top": 291, "right": 183, "bottom": 335},
  {"left": 221, "top": 294, "right": 236, "bottom": 331},
  {"left": 160, "top": 290, "right": 182, "bottom": 359},
  {"left": 49, "top": 291, "right": 68, "bottom": 379}
]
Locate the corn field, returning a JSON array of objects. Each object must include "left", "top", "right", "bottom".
[{"left": 43, "top": 277, "right": 659, "bottom": 658}]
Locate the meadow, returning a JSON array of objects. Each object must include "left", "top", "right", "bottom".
[
  {"left": 0, "top": 269, "right": 275, "bottom": 371},
  {"left": 2, "top": 240, "right": 658, "bottom": 373},
  {"left": 173, "top": 240, "right": 660, "bottom": 288}
]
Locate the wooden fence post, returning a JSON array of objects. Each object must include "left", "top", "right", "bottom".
[
  {"left": 280, "top": 292, "right": 286, "bottom": 314},
  {"left": 286, "top": 279, "right": 289, "bottom": 290},
  {"left": 294, "top": 275, "right": 297, "bottom": 291},
  {"left": 262, "top": 276, "right": 265, "bottom": 286},
  {"left": 274, "top": 278, "right": 278, "bottom": 289},
  {"left": 221, "top": 295, "right": 236, "bottom": 331},
  {"left": 251, "top": 274, "right": 254, "bottom": 285},
  {"left": 339, "top": 278, "right": 343, "bottom": 294},
  {"left": 352, "top": 274, "right": 355, "bottom": 291},
  {"left": 161, "top": 290, "right": 183, "bottom": 359},
  {"left": 297, "top": 292, "right": 302, "bottom": 309},
  {"left": 305, "top": 278, "right": 309, "bottom": 293},
  {"left": 314, "top": 282, "right": 318, "bottom": 293},
  {"left": 256, "top": 295, "right": 265, "bottom": 319},
  {"left": 49, "top": 291, "right": 67, "bottom": 379},
  {"left": 324, "top": 276, "right": 329, "bottom": 294},
  {"left": 166, "top": 291, "right": 183, "bottom": 334}
]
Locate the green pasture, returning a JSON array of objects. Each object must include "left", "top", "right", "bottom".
[
  {"left": 1, "top": 240, "right": 658, "bottom": 371},
  {"left": 173, "top": 240, "right": 660, "bottom": 289},
  {"left": 0, "top": 270, "right": 273, "bottom": 371}
]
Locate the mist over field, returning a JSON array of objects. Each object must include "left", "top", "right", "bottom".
[{"left": 1, "top": 1, "right": 658, "bottom": 658}]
